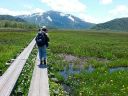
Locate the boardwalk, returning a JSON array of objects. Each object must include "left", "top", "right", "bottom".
[
  {"left": 28, "top": 54, "right": 50, "bottom": 96},
  {"left": 0, "top": 39, "right": 35, "bottom": 96}
]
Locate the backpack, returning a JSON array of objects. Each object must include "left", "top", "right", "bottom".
[{"left": 35, "top": 32, "right": 46, "bottom": 47}]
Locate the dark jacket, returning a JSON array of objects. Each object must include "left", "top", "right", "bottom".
[
  {"left": 44, "top": 33, "right": 50, "bottom": 47},
  {"left": 35, "top": 31, "right": 50, "bottom": 47}
]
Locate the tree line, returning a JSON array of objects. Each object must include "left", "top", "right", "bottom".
[{"left": 0, "top": 20, "right": 37, "bottom": 29}]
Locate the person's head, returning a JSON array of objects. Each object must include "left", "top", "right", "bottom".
[
  {"left": 41, "top": 26, "right": 47, "bottom": 32},
  {"left": 42, "top": 26, "right": 46, "bottom": 29}
]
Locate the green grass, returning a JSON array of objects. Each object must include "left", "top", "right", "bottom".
[
  {"left": 48, "top": 30, "right": 128, "bottom": 96},
  {"left": 0, "top": 31, "right": 36, "bottom": 75},
  {"left": 49, "top": 30, "right": 128, "bottom": 67},
  {"left": 48, "top": 51, "right": 68, "bottom": 95},
  {"left": 1, "top": 29, "right": 128, "bottom": 95},
  {"left": 65, "top": 70, "right": 128, "bottom": 96}
]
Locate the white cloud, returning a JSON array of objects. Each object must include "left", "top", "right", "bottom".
[
  {"left": 23, "top": 5, "right": 33, "bottom": 9},
  {"left": 100, "top": 0, "right": 112, "bottom": 5},
  {"left": 109, "top": 5, "right": 128, "bottom": 17},
  {"left": 0, "top": 7, "right": 44, "bottom": 16},
  {"left": 78, "top": 13, "right": 100, "bottom": 24},
  {"left": 0, "top": 8, "right": 15, "bottom": 16},
  {"left": 41, "top": 0, "right": 86, "bottom": 13},
  {"left": 32, "top": 8, "right": 44, "bottom": 13},
  {"left": 78, "top": 13, "right": 114, "bottom": 23}
]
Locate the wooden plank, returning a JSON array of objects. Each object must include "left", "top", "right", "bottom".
[
  {"left": 28, "top": 56, "right": 40, "bottom": 96},
  {"left": 28, "top": 54, "right": 50, "bottom": 96},
  {"left": 0, "top": 38, "right": 35, "bottom": 96},
  {"left": 40, "top": 65, "right": 49, "bottom": 96}
]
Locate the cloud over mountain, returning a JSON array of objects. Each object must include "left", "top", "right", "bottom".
[
  {"left": 41, "top": 0, "right": 86, "bottom": 13},
  {"left": 100, "top": 0, "right": 112, "bottom": 5}
]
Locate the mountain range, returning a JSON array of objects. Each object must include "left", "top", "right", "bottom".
[
  {"left": 18, "top": 10, "right": 94, "bottom": 29},
  {"left": 0, "top": 10, "right": 128, "bottom": 31},
  {"left": 92, "top": 17, "right": 128, "bottom": 31}
]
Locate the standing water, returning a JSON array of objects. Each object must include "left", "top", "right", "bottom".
[{"left": 60, "top": 64, "right": 95, "bottom": 79}]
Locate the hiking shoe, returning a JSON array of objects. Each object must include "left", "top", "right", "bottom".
[
  {"left": 44, "top": 59, "right": 47, "bottom": 65},
  {"left": 40, "top": 60, "right": 43, "bottom": 65}
]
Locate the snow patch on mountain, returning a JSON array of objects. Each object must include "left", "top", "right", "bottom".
[
  {"left": 68, "top": 15, "right": 74, "bottom": 22},
  {"left": 31, "top": 13, "right": 43, "bottom": 17},
  {"left": 36, "top": 12, "right": 43, "bottom": 16},
  {"left": 47, "top": 16, "right": 52, "bottom": 22},
  {"left": 35, "top": 17, "right": 37, "bottom": 21},
  {"left": 60, "top": 13, "right": 66, "bottom": 16}
]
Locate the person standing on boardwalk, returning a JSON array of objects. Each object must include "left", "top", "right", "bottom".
[{"left": 35, "top": 26, "right": 49, "bottom": 65}]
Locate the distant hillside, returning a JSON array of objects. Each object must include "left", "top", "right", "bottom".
[
  {"left": 92, "top": 17, "right": 128, "bottom": 31},
  {"left": 0, "top": 15, "right": 37, "bottom": 29},
  {"left": 0, "top": 15, "right": 25, "bottom": 22},
  {"left": 18, "top": 10, "right": 95, "bottom": 29},
  {"left": 0, "top": 20, "right": 37, "bottom": 29}
]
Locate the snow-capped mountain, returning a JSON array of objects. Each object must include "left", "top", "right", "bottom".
[{"left": 18, "top": 10, "right": 95, "bottom": 29}]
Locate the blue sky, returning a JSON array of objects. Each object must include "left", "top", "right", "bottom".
[{"left": 0, "top": 0, "right": 128, "bottom": 23}]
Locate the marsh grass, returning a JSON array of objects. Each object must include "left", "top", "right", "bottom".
[
  {"left": 48, "top": 30, "right": 128, "bottom": 96},
  {"left": 49, "top": 30, "right": 128, "bottom": 67},
  {"left": 0, "top": 31, "right": 35, "bottom": 74}
]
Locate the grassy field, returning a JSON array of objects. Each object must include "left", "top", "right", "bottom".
[
  {"left": 0, "top": 31, "right": 36, "bottom": 75},
  {"left": 0, "top": 30, "right": 128, "bottom": 95},
  {"left": 48, "top": 30, "right": 128, "bottom": 96},
  {"left": 49, "top": 30, "right": 128, "bottom": 67}
]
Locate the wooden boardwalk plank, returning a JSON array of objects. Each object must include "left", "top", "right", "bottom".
[
  {"left": 28, "top": 54, "right": 49, "bottom": 96},
  {"left": 0, "top": 38, "right": 35, "bottom": 96}
]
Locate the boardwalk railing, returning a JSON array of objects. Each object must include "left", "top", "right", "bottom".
[{"left": 0, "top": 38, "right": 35, "bottom": 96}]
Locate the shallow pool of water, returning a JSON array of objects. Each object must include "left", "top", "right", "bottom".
[
  {"left": 60, "top": 64, "right": 128, "bottom": 79},
  {"left": 60, "top": 64, "right": 95, "bottom": 79},
  {"left": 109, "top": 67, "right": 128, "bottom": 73}
]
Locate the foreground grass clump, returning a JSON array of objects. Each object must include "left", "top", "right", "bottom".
[
  {"left": 11, "top": 47, "right": 37, "bottom": 96},
  {"left": 48, "top": 51, "right": 68, "bottom": 96},
  {"left": 0, "top": 31, "right": 35, "bottom": 74},
  {"left": 65, "top": 70, "right": 128, "bottom": 95}
]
